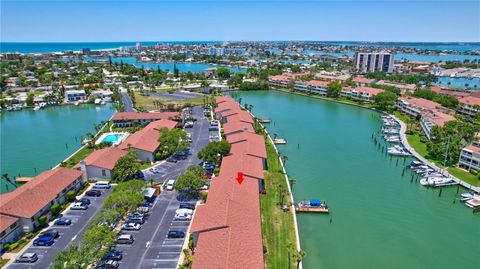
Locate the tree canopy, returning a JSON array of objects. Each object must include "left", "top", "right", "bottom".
[
  {"left": 326, "top": 81, "right": 342, "bottom": 97},
  {"left": 373, "top": 91, "right": 398, "bottom": 112},
  {"left": 197, "top": 140, "right": 231, "bottom": 162},
  {"left": 174, "top": 165, "right": 207, "bottom": 192},
  {"left": 156, "top": 127, "right": 189, "bottom": 159},
  {"left": 113, "top": 150, "right": 141, "bottom": 182}
]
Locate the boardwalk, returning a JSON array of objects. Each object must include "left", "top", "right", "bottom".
[{"left": 392, "top": 115, "right": 480, "bottom": 194}]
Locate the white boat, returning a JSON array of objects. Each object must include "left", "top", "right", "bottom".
[
  {"left": 409, "top": 161, "right": 424, "bottom": 168},
  {"left": 460, "top": 193, "right": 475, "bottom": 201},
  {"left": 385, "top": 136, "right": 401, "bottom": 143},
  {"left": 33, "top": 106, "right": 40, "bottom": 111},
  {"left": 383, "top": 128, "right": 399, "bottom": 135},
  {"left": 420, "top": 176, "right": 456, "bottom": 187},
  {"left": 388, "top": 145, "right": 411, "bottom": 156}
]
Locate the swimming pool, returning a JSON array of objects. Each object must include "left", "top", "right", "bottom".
[{"left": 95, "top": 132, "right": 128, "bottom": 146}]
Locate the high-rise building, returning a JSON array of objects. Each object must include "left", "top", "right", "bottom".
[
  {"left": 136, "top": 42, "right": 142, "bottom": 52},
  {"left": 354, "top": 52, "right": 394, "bottom": 73}
]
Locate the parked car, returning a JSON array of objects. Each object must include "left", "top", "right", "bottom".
[
  {"left": 167, "top": 230, "right": 185, "bottom": 239},
  {"left": 166, "top": 156, "right": 178, "bottom": 163},
  {"left": 71, "top": 202, "right": 88, "bottom": 210},
  {"left": 16, "top": 253, "right": 38, "bottom": 263},
  {"left": 102, "top": 249, "right": 123, "bottom": 261},
  {"left": 77, "top": 197, "right": 91, "bottom": 205},
  {"left": 179, "top": 203, "right": 196, "bottom": 210},
  {"left": 128, "top": 212, "right": 146, "bottom": 219},
  {"left": 127, "top": 216, "right": 145, "bottom": 224},
  {"left": 164, "top": 179, "right": 175, "bottom": 191},
  {"left": 184, "top": 121, "right": 194, "bottom": 128},
  {"left": 149, "top": 167, "right": 160, "bottom": 174},
  {"left": 85, "top": 190, "right": 102, "bottom": 197},
  {"left": 93, "top": 181, "right": 111, "bottom": 189},
  {"left": 116, "top": 234, "right": 134, "bottom": 244},
  {"left": 33, "top": 235, "right": 55, "bottom": 246},
  {"left": 135, "top": 170, "right": 145, "bottom": 179},
  {"left": 54, "top": 217, "right": 72, "bottom": 226},
  {"left": 137, "top": 206, "right": 150, "bottom": 213},
  {"left": 40, "top": 229, "right": 59, "bottom": 239},
  {"left": 122, "top": 222, "right": 141, "bottom": 231},
  {"left": 96, "top": 260, "right": 120, "bottom": 269}
]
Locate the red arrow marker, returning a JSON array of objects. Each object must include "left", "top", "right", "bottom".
[{"left": 236, "top": 172, "right": 244, "bottom": 185}]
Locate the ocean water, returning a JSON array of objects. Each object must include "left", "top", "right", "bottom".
[
  {"left": 0, "top": 104, "right": 116, "bottom": 193},
  {"left": 0, "top": 41, "right": 220, "bottom": 54},
  {"left": 234, "top": 90, "right": 480, "bottom": 269}
]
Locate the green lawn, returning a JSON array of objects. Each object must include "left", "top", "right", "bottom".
[
  {"left": 448, "top": 167, "right": 480, "bottom": 187},
  {"left": 260, "top": 138, "right": 297, "bottom": 269},
  {"left": 0, "top": 258, "right": 9, "bottom": 268},
  {"left": 406, "top": 133, "right": 428, "bottom": 157},
  {"left": 64, "top": 146, "right": 94, "bottom": 168}
]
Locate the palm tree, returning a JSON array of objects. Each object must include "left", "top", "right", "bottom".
[
  {"left": 273, "top": 133, "right": 278, "bottom": 140},
  {"left": 282, "top": 155, "right": 288, "bottom": 165},
  {"left": 295, "top": 250, "right": 306, "bottom": 269},
  {"left": 238, "top": 97, "right": 242, "bottom": 105}
]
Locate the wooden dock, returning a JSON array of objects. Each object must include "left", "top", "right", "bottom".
[
  {"left": 274, "top": 138, "right": 287, "bottom": 144},
  {"left": 258, "top": 119, "right": 271, "bottom": 123},
  {"left": 295, "top": 207, "right": 329, "bottom": 213}
]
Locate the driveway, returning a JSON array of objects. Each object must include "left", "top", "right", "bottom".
[
  {"left": 118, "top": 106, "right": 210, "bottom": 269},
  {"left": 120, "top": 91, "right": 135, "bottom": 112},
  {"left": 8, "top": 188, "right": 112, "bottom": 269}
]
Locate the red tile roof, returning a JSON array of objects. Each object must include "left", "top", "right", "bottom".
[
  {"left": 458, "top": 96, "right": 480, "bottom": 106},
  {"left": 219, "top": 154, "right": 264, "bottom": 181},
  {"left": 118, "top": 119, "right": 177, "bottom": 153},
  {"left": 400, "top": 96, "right": 440, "bottom": 110},
  {"left": 224, "top": 110, "right": 254, "bottom": 124},
  {"left": 215, "top": 96, "right": 235, "bottom": 105},
  {"left": 226, "top": 131, "right": 267, "bottom": 159},
  {"left": 223, "top": 120, "right": 255, "bottom": 135},
  {"left": 78, "top": 147, "right": 128, "bottom": 170},
  {"left": 431, "top": 86, "right": 471, "bottom": 98},
  {"left": 0, "top": 215, "right": 19, "bottom": 233},
  {"left": 352, "top": 76, "right": 375, "bottom": 84},
  {"left": 112, "top": 112, "right": 180, "bottom": 121},
  {"left": 0, "top": 168, "right": 83, "bottom": 218}
]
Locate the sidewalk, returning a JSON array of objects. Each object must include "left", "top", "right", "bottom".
[{"left": 392, "top": 115, "right": 480, "bottom": 194}]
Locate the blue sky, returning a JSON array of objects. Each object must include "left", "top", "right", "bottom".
[{"left": 1, "top": 0, "right": 479, "bottom": 42}]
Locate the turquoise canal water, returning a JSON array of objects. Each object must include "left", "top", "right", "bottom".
[
  {"left": 234, "top": 90, "right": 480, "bottom": 269},
  {"left": 0, "top": 104, "right": 116, "bottom": 193}
]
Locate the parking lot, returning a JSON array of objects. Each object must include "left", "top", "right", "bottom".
[
  {"left": 116, "top": 106, "right": 210, "bottom": 269},
  {"left": 8, "top": 188, "right": 112, "bottom": 269},
  {"left": 8, "top": 106, "right": 211, "bottom": 269}
]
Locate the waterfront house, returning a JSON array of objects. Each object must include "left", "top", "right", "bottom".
[
  {"left": 458, "top": 141, "right": 480, "bottom": 172},
  {"left": 112, "top": 112, "right": 180, "bottom": 128},
  {"left": 76, "top": 147, "right": 128, "bottom": 179},
  {"left": 340, "top": 86, "right": 384, "bottom": 102},
  {"left": 0, "top": 168, "right": 83, "bottom": 251},
  {"left": 457, "top": 96, "right": 480, "bottom": 117},
  {"left": 223, "top": 120, "right": 255, "bottom": 136},
  {"left": 293, "top": 80, "right": 329, "bottom": 95},
  {"left": 65, "top": 89, "right": 86, "bottom": 102},
  {"left": 118, "top": 119, "right": 178, "bottom": 162}
]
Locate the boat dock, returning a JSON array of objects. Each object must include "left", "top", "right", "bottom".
[
  {"left": 295, "top": 207, "right": 329, "bottom": 213},
  {"left": 258, "top": 119, "right": 271, "bottom": 123},
  {"left": 392, "top": 115, "right": 480, "bottom": 194},
  {"left": 274, "top": 138, "right": 287, "bottom": 144}
]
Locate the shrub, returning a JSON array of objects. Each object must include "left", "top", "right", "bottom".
[
  {"left": 66, "top": 190, "right": 76, "bottom": 201},
  {"left": 38, "top": 215, "right": 48, "bottom": 226},
  {"left": 50, "top": 204, "right": 61, "bottom": 215},
  {"left": 470, "top": 168, "right": 478, "bottom": 176}
]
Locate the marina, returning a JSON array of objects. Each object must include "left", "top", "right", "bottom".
[{"left": 235, "top": 90, "right": 480, "bottom": 269}]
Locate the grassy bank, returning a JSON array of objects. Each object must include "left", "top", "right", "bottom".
[
  {"left": 393, "top": 112, "right": 480, "bottom": 187},
  {"left": 261, "top": 138, "right": 297, "bottom": 269},
  {"left": 134, "top": 91, "right": 203, "bottom": 110}
]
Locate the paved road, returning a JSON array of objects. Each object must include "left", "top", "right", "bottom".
[
  {"left": 118, "top": 106, "right": 210, "bottom": 269},
  {"left": 120, "top": 91, "right": 135, "bottom": 112},
  {"left": 8, "top": 188, "right": 112, "bottom": 269}
]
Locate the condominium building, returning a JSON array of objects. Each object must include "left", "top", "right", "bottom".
[
  {"left": 354, "top": 52, "right": 394, "bottom": 73},
  {"left": 459, "top": 142, "right": 480, "bottom": 171},
  {"left": 340, "top": 86, "right": 384, "bottom": 102},
  {"left": 457, "top": 96, "right": 480, "bottom": 117},
  {"left": 293, "top": 80, "right": 329, "bottom": 95},
  {"left": 268, "top": 72, "right": 308, "bottom": 88},
  {"left": 397, "top": 97, "right": 455, "bottom": 139}
]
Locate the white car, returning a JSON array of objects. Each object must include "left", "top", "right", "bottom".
[
  {"left": 121, "top": 222, "right": 141, "bottom": 231},
  {"left": 71, "top": 202, "right": 88, "bottom": 210},
  {"left": 174, "top": 212, "right": 192, "bottom": 221},
  {"left": 164, "top": 179, "right": 175, "bottom": 191}
]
